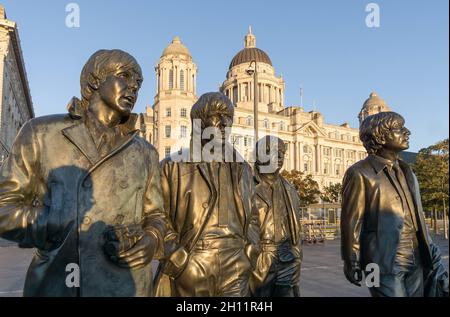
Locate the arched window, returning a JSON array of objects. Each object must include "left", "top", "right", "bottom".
[
  {"left": 303, "top": 145, "right": 311, "bottom": 154},
  {"left": 169, "top": 69, "right": 174, "bottom": 89},
  {"left": 180, "top": 70, "right": 185, "bottom": 90}
]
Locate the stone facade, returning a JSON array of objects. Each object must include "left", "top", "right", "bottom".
[
  {"left": 142, "top": 30, "right": 391, "bottom": 188},
  {"left": 0, "top": 6, "right": 34, "bottom": 164},
  {"left": 144, "top": 36, "right": 198, "bottom": 160}
]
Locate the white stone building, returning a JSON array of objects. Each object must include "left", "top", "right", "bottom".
[
  {"left": 0, "top": 6, "right": 34, "bottom": 164},
  {"left": 143, "top": 29, "right": 391, "bottom": 188}
]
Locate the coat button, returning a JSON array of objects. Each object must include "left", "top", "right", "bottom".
[
  {"left": 83, "top": 179, "right": 92, "bottom": 188},
  {"left": 202, "top": 202, "right": 208, "bottom": 208},
  {"left": 82, "top": 216, "right": 91, "bottom": 225},
  {"left": 119, "top": 180, "right": 128, "bottom": 189}
]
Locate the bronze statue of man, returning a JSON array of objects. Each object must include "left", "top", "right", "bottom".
[
  {"left": 154, "top": 92, "right": 260, "bottom": 297},
  {"left": 0, "top": 49, "right": 171, "bottom": 296},
  {"left": 341, "top": 111, "right": 448, "bottom": 297},
  {"left": 251, "top": 136, "right": 302, "bottom": 297}
]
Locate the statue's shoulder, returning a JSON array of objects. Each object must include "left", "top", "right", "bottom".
[{"left": 27, "top": 113, "right": 76, "bottom": 134}]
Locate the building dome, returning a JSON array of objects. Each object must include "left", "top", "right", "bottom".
[
  {"left": 362, "top": 91, "right": 388, "bottom": 109},
  {"left": 229, "top": 47, "right": 272, "bottom": 69},
  {"left": 358, "top": 91, "right": 392, "bottom": 124},
  {"left": 228, "top": 27, "right": 272, "bottom": 69},
  {"left": 161, "top": 36, "right": 191, "bottom": 58}
]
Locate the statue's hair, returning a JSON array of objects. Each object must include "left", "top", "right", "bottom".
[
  {"left": 79, "top": 49, "right": 142, "bottom": 108},
  {"left": 359, "top": 111, "right": 405, "bottom": 154},
  {"left": 190, "top": 92, "right": 234, "bottom": 126}
]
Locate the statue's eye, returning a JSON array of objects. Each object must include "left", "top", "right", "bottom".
[{"left": 117, "top": 72, "right": 129, "bottom": 78}]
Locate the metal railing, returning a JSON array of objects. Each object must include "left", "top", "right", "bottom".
[{"left": 300, "top": 206, "right": 341, "bottom": 243}]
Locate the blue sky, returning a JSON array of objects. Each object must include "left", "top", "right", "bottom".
[{"left": 2, "top": 0, "right": 448, "bottom": 151}]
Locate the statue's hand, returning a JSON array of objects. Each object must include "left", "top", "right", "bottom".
[
  {"left": 344, "top": 261, "right": 363, "bottom": 286},
  {"left": 104, "top": 224, "right": 156, "bottom": 269}
]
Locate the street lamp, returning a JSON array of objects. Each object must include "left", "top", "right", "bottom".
[{"left": 246, "top": 60, "right": 258, "bottom": 144}]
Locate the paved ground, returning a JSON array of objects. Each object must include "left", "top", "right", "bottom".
[{"left": 0, "top": 235, "right": 448, "bottom": 297}]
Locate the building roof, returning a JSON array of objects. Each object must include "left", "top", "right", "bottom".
[
  {"left": 229, "top": 47, "right": 272, "bottom": 69},
  {"left": 229, "top": 27, "right": 272, "bottom": 69},
  {"left": 362, "top": 91, "right": 389, "bottom": 110},
  {"left": 161, "top": 36, "right": 191, "bottom": 58}
]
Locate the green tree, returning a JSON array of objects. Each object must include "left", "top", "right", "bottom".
[
  {"left": 412, "top": 138, "right": 449, "bottom": 213},
  {"left": 320, "top": 183, "right": 343, "bottom": 203},
  {"left": 281, "top": 170, "right": 321, "bottom": 206}
]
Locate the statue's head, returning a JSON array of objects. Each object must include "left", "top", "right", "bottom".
[
  {"left": 80, "top": 49, "right": 143, "bottom": 120},
  {"left": 360, "top": 111, "right": 410, "bottom": 155},
  {"left": 190, "top": 92, "right": 234, "bottom": 147},
  {"left": 256, "top": 135, "right": 287, "bottom": 174}
]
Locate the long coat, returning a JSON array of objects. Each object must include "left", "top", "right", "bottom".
[
  {"left": 0, "top": 104, "right": 169, "bottom": 296},
  {"left": 341, "top": 155, "right": 435, "bottom": 275},
  {"left": 252, "top": 172, "right": 302, "bottom": 288},
  {"left": 154, "top": 159, "right": 261, "bottom": 296}
]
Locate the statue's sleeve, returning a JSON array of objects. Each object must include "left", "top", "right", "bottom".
[
  {"left": 340, "top": 167, "right": 365, "bottom": 266},
  {"left": 141, "top": 148, "right": 175, "bottom": 260},
  {"left": 0, "top": 121, "right": 47, "bottom": 248}
]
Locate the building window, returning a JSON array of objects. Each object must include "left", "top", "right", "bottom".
[
  {"left": 244, "top": 136, "right": 248, "bottom": 147},
  {"left": 304, "top": 163, "right": 309, "bottom": 172},
  {"left": 233, "top": 86, "right": 238, "bottom": 104},
  {"left": 234, "top": 135, "right": 241, "bottom": 146},
  {"left": 246, "top": 116, "right": 253, "bottom": 126},
  {"left": 180, "top": 125, "right": 187, "bottom": 138},
  {"left": 165, "top": 125, "right": 171, "bottom": 138},
  {"left": 335, "top": 148, "right": 343, "bottom": 158},
  {"left": 180, "top": 70, "right": 185, "bottom": 90},
  {"left": 263, "top": 119, "right": 269, "bottom": 129},
  {"left": 165, "top": 108, "right": 171, "bottom": 117},
  {"left": 323, "top": 147, "right": 331, "bottom": 156},
  {"left": 164, "top": 147, "right": 171, "bottom": 158},
  {"left": 169, "top": 69, "right": 174, "bottom": 89},
  {"left": 180, "top": 108, "right": 187, "bottom": 118},
  {"left": 303, "top": 145, "right": 311, "bottom": 154},
  {"left": 335, "top": 164, "right": 341, "bottom": 176},
  {"left": 323, "top": 163, "right": 329, "bottom": 175},
  {"left": 279, "top": 122, "right": 285, "bottom": 131}
]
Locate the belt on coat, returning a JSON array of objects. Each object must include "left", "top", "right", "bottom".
[
  {"left": 260, "top": 238, "right": 293, "bottom": 251},
  {"left": 194, "top": 237, "right": 245, "bottom": 250}
]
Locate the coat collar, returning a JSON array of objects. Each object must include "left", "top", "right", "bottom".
[
  {"left": 368, "top": 154, "right": 400, "bottom": 174},
  {"left": 62, "top": 97, "right": 139, "bottom": 165}
]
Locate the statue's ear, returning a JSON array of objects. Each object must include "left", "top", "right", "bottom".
[
  {"left": 377, "top": 135, "right": 386, "bottom": 146},
  {"left": 87, "top": 73, "right": 100, "bottom": 91}
]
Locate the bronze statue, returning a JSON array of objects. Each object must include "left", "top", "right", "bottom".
[
  {"left": 341, "top": 111, "right": 449, "bottom": 297},
  {"left": 154, "top": 92, "right": 261, "bottom": 297},
  {"left": 0, "top": 49, "right": 171, "bottom": 296},
  {"left": 251, "top": 136, "right": 302, "bottom": 297}
]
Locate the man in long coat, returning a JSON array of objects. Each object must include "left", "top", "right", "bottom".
[
  {"left": 154, "top": 92, "right": 261, "bottom": 297},
  {"left": 0, "top": 49, "right": 170, "bottom": 296},
  {"left": 252, "top": 136, "right": 303, "bottom": 296},
  {"left": 341, "top": 111, "right": 448, "bottom": 297}
]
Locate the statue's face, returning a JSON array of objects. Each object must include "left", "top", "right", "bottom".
[
  {"left": 257, "top": 138, "right": 286, "bottom": 173},
  {"left": 97, "top": 66, "right": 143, "bottom": 118},
  {"left": 383, "top": 119, "right": 410, "bottom": 152},
  {"left": 202, "top": 108, "right": 233, "bottom": 145}
]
